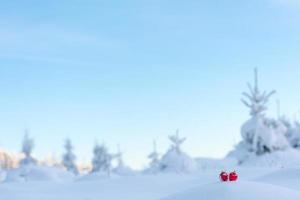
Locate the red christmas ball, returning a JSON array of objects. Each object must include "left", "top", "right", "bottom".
[
  {"left": 219, "top": 171, "right": 228, "bottom": 182},
  {"left": 229, "top": 171, "right": 238, "bottom": 181}
]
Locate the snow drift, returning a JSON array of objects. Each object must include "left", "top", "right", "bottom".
[
  {"left": 159, "top": 181, "right": 300, "bottom": 200},
  {"left": 5, "top": 165, "right": 74, "bottom": 182}
]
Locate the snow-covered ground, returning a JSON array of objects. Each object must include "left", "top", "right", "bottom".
[{"left": 1, "top": 166, "right": 300, "bottom": 200}]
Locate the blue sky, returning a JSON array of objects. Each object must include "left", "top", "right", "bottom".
[{"left": 0, "top": 0, "right": 300, "bottom": 168}]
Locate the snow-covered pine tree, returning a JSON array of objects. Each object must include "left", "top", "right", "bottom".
[
  {"left": 113, "top": 145, "right": 134, "bottom": 176},
  {"left": 148, "top": 140, "right": 159, "bottom": 168},
  {"left": 241, "top": 68, "right": 276, "bottom": 118},
  {"left": 115, "top": 145, "right": 123, "bottom": 168},
  {"left": 62, "top": 138, "right": 78, "bottom": 174},
  {"left": 91, "top": 143, "right": 112, "bottom": 176},
  {"left": 169, "top": 129, "right": 186, "bottom": 154},
  {"left": 285, "top": 119, "right": 300, "bottom": 148},
  {"left": 19, "top": 130, "right": 37, "bottom": 166},
  {"left": 0, "top": 151, "right": 14, "bottom": 170},
  {"left": 276, "top": 102, "right": 300, "bottom": 149},
  {"left": 159, "top": 130, "right": 197, "bottom": 173},
  {"left": 228, "top": 68, "right": 289, "bottom": 163}
]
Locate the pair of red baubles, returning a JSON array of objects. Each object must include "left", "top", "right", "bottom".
[{"left": 219, "top": 171, "right": 238, "bottom": 182}]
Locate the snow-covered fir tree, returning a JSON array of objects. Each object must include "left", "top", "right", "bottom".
[
  {"left": 285, "top": 119, "right": 300, "bottom": 148},
  {"left": 158, "top": 130, "right": 197, "bottom": 173},
  {"left": 91, "top": 143, "right": 113, "bottom": 176},
  {"left": 228, "top": 68, "right": 289, "bottom": 163},
  {"left": 112, "top": 146, "right": 134, "bottom": 176},
  {"left": 148, "top": 141, "right": 160, "bottom": 169},
  {"left": 115, "top": 145, "right": 123, "bottom": 167},
  {"left": 169, "top": 129, "right": 186, "bottom": 153},
  {"left": 241, "top": 68, "right": 276, "bottom": 118},
  {"left": 275, "top": 102, "right": 300, "bottom": 149},
  {"left": 0, "top": 149, "right": 14, "bottom": 170},
  {"left": 19, "top": 130, "right": 37, "bottom": 166},
  {"left": 62, "top": 138, "right": 78, "bottom": 174}
]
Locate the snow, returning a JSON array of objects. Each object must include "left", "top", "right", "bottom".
[
  {"left": 4, "top": 165, "right": 74, "bottom": 182},
  {"left": 228, "top": 147, "right": 300, "bottom": 168},
  {"left": 286, "top": 120, "right": 300, "bottom": 148},
  {"left": 113, "top": 164, "right": 135, "bottom": 176},
  {"left": 196, "top": 157, "right": 238, "bottom": 170},
  {"left": 160, "top": 180, "right": 300, "bottom": 200},
  {"left": 240, "top": 148, "right": 300, "bottom": 167},
  {"left": 241, "top": 117, "right": 289, "bottom": 154},
  {"left": 76, "top": 171, "right": 112, "bottom": 181},
  {"left": 2, "top": 167, "right": 300, "bottom": 200}
]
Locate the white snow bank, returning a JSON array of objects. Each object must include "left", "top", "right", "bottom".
[
  {"left": 241, "top": 117, "right": 289, "bottom": 153},
  {"left": 196, "top": 157, "right": 238, "bottom": 170},
  {"left": 257, "top": 167, "right": 300, "bottom": 181},
  {"left": 113, "top": 165, "right": 136, "bottom": 176},
  {"left": 5, "top": 165, "right": 74, "bottom": 182},
  {"left": 0, "top": 169, "right": 6, "bottom": 182},
  {"left": 241, "top": 148, "right": 300, "bottom": 168},
  {"left": 159, "top": 181, "right": 300, "bottom": 200},
  {"left": 2, "top": 167, "right": 300, "bottom": 200},
  {"left": 255, "top": 167, "right": 300, "bottom": 190},
  {"left": 77, "top": 172, "right": 112, "bottom": 181}
]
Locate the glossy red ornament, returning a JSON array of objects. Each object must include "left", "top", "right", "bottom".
[
  {"left": 219, "top": 171, "right": 228, "bottom": 182},
  {"left": 229, "top": 171, "right": 238, "bottom": 181}
]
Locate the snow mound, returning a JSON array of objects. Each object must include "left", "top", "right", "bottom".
[
  {"left": 257, "top": 167, "right": 300, "bottom": 182},
  {"left": 241, "top": 148, "right": 300, "bottom": 168},
  {"left": 5, "top": 165, "right": 74, "bottom": 182},
  {"left": 241, "top": 117, "right": 289, "bottom": 153},
  {"left": 196, "top": 157, "right": 238, "bottom": 170},
  {"left": 159, "top": 149, "right": 197, "bottom": 173},
  {"left": 0, "top": 169, "right": 6, "bottom": 182},
  {"left": 159, "top": 181, "right": 300, "bottom": 200},
  {"left": 254, "top": 167, "right": 300, "bottom": 190},
  {"left": 113, "top": 165, "right": 136, "bottom": 176},
  {"left": 77, "top": 172, "right": 113, "bottom": 181}
]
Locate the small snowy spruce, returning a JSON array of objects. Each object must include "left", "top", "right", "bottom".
[
  {"left": 0, "top": 150, "right": 14, "bottom": 170},
  {"left": 147, "top": 140, "right": 160, "bottom": 173},
  {"left": 19, "top": 130, "right": 37, "bottom": 166},
  {"left": 112, "top": 146, "right": 134, "bottom": 176},
  {"left": 91, "top": 143, "right": 113, "bottom": 176},
  {"left": 285, "top": 119, "right": 300, "bottom": 148},
  {"left": 241, "top": 68, "right": 276, "bottom": 118},
  {"left": 228, "top": 68, "right": 289, "bottom": 163},
  {"left": 62, "top": 138, "right": 78, "bottom": 175},
  {"left": 159, "top": 130, "right": 197, "bottom": 173}
]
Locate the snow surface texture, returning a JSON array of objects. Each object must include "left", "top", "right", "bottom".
[{"left": 2, "top": 167, "right": 300, "bottom": 200}]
